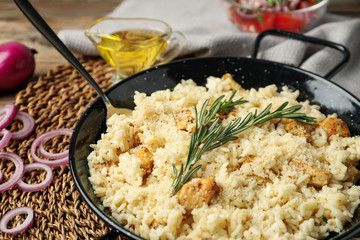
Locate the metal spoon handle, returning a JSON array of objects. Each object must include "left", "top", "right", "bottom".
[{"left": 13, "top": 0, "right": 112, "bottom": 106}]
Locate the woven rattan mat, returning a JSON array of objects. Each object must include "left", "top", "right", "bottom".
[{"left": 0, "top": 57, "right": 121, "bottom": 240}]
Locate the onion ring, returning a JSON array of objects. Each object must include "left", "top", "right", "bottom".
[
  {"left": 0, "top": 207, "right": 33, "bottom": 234},
  {"left": 17, "top": 163, "right": 53, "bottom": 192},
  {"left": 31, "top": 128, "right": 73, "bottom": 167},
  {"left": 0, "top": 152, "right": 25, "bottom": 193},
  {"left": 39, "top": 130, "right": 72, "bottom": 159},
  {"left": 0, "top": 129, "right": 12, "bottom": 150},
  {"left": 0, "top": 103, "right": 18, "bottom": 131},
  {"left": 11, "top": 111, "right": 35, "bottom": 140}
]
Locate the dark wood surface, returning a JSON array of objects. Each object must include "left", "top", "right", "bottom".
[{"left": 0, "top": 0, "right": 359, "bottom": 105}]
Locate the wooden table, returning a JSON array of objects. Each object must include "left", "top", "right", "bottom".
[{"left": 0, "top": 0, "right": 360, "bottom": 106}]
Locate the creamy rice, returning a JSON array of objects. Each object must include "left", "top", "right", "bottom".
[{"left": 88, "top": 75, "right": 360, "bottom": 240}]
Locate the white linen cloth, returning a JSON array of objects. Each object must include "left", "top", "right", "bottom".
[{"left": 58, "top": 0, "right": 360, "bottom": 98}]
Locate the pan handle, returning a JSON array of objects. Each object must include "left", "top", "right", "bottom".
[{"left": 251, "top": 29, "right": 350, "bottom": 79}]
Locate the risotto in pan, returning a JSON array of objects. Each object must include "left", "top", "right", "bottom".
[{"left": 87, "top": 74, "right": 360, "bottom": 240}]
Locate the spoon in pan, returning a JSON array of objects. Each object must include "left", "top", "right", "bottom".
[{"left": 13, "top": 0, "right": 132, "bottom": 119}]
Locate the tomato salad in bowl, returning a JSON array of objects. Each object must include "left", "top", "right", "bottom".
[{"left": 224, "top": 0, "right": 329, "bottom": 33}]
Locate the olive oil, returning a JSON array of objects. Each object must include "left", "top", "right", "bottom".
[{"left": 95, "top": 29, "right": 168, "bottom": 79}]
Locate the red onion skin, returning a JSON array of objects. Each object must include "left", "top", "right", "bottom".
[
  {"left": 0, "top": 206, "right": 33, "bottom": 234},
  {"left": 17, "top": 163, "right": 54, "bottom": 192},
  {"left": 31, "top": 128, "right": 73, "bottom": 167},
  {"left": 11, "top": 111, "right": 35, "bottom": 140},
  {"left": 0, "top": 152, "right": 25, "bottom": 193},
  {"left": 0, "top": 129, "right": 12, "bottom": 150},
  {"left": 0, "top": 42, "right": 36, "bottom": 91},
  {"left": 0, "top": 103, "right": 18, "bottom": 132}
]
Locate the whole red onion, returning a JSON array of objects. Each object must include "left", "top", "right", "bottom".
[{"left": 0, "top": 41, "right": 36, "bottom": 91}]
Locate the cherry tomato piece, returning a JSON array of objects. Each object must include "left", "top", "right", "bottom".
[
  {"left": 274, "top": 13, "right": 306, "bottom": 32},
  {"left": 257, "top": 12, "right": 276, "bottom": 32}
]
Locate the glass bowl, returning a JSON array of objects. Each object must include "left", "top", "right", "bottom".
[{"left": 224, "top": 0, "right": 329, "bottom": 33}]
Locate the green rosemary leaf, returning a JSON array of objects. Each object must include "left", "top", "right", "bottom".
[
  {"left": 229, "top": 125, "right": 252, "bottom": 136},
  {"left": 278, "top": 105, "right": 302, "bottom": 113},
  {"left": 294, "top": 117, "right": 318, "bottom": 125},
  {"left": 208, "top": 136, "right": 239, "bottom": 151},
  {"left": 254, "top": 103, "right": 272, "bottom": 120},
  {"left": 182, "top": 165, "right": 202, "bottom": 185},
  {"left": 171, "top": 164, "right": 178, "bottom": 185},
  {"left": 214, "top": 121, "right": 234, "bottom": 140},
  {"left": 203, "top": 121, "right": 222, "bottom": 141},
  {"left": 280, "top": 113, "right": 310, "bottom": 118},
  {"left": 172, "top": 163, "right": 183, "bottom": 190},
  {"left": 199, "top": 100, "right": 209, "bottom": 123},
  {"left": 237, "top": 112, "right": 254, "bottom": 128},
  {"left": 274, "top": 102, "right": 289, "bottom": 112},
  {"left": 196, "top": 133, "right": 217, "bottom": 159}
]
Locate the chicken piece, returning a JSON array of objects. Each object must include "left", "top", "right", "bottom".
[
  {"left": 136, "top": 147, "right": 154, "bottom": 179},
  {"left": 291, "top": 159, "right": 332, "bottom": 187},
  {"left": 133, "top": 127, "right": 143, "bottom": 147},
  {"left": 221, "top": 73, "right": 242, "bottom": 91},
  {"left": 176, "top": 109, "right": 195, "bottom": 132},
  {"left": 221, "top": 73, "right": 234, "bottom": 81},
  {"left": 319, "top": 117, "right": 351, "bottom": 138},
  {"left": 281, "top": 119, "right": 313, "bottom": 143},
  {"left": 344, "top": 162, "right": 360, "bottom": 183},
  {"left": 178, "top": 176, "right": 220, "bottom": 211}
]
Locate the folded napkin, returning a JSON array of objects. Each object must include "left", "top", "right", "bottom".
[{"left": 58, "top": 0, "right": 360, "bottom": 98}]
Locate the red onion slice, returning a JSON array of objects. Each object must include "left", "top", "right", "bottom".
[
  {"left": 0, "top": 103, "right": 18, "bottom": 131},
  {"left": 0, "top": 129, "right": 12, "bottom": 150},
  {"left": 31, "top": 128, "right": 73, "bottom": 167},
  {"left": 0, "top": 152, "right": 25, "bottom": 193},
  {"left": 39, "top": 130, "right": 72, "bottom": 159},
  {"left": 0, "top": 207, "right": 33, "bottom": 234},
  {"left": 17, "top": 163, "right": 53, "bottom": 192},
  {"left": 11, "top": 111, "right": 35, "bottom": 140}
]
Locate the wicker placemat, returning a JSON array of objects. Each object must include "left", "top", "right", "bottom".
[{"left": 0, "top": 57, "right": 119, "bottom": 239}]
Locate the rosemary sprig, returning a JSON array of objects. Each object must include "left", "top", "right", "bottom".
[{"left": 170, "top": 93, "right": 317, "bottom": 196}]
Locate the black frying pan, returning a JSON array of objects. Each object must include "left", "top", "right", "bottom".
[{"left": 69, "top": 30, "right": 360, "bottom": 240}]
